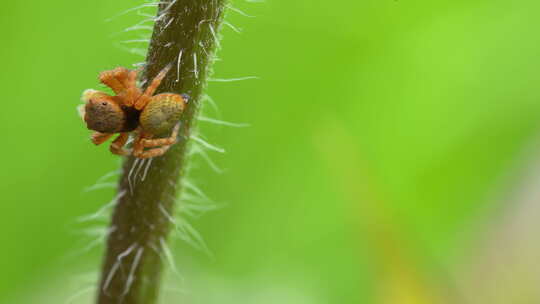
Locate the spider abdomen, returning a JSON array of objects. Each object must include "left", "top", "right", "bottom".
[{"left": 140, "top": 93, "right": 187, "bottom": 135}]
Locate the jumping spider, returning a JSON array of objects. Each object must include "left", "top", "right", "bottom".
[{"left": 80, "top": 65, "right": 189, "bottom": 159}]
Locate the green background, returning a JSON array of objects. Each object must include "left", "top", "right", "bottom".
[{"left": 1, "top": 0, "right": 540, "bottom": 303}]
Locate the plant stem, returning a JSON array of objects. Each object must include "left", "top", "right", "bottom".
[{"left": 96, "top": 1, "right": 226, "bottom": 303}]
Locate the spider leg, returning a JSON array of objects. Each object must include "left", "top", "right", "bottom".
[
  {"left": 127, "top": 68, "right": 141, "bottom": 88},
  {"left": 122, "top": 69, "right": 142, "bottom": 107},
  {"left": 91, "top": 132, "right": 113, "bottom": 145},
  {"left": 132, "top": 132, "right": 150, "bottom": 158},
  {"left": 109, "top": 133, "right": 131, "bottom": 156},
  {"left": 134, "top": 65, "right": 172, "bottom": 110},
  {"left": 139, "top": 123, "right": 180, "bottom": 148},
  {"left": 112, "top": 67, "right": 130, "bottom": 86},
  {"left": 133, "top": 123, "right": 180, "bottom": 159},
  {"left": 99, "top": 68, "right": 128, "bottom": 95},
  {"left": 134, "top": 145, "right": 173, "bottom": 159},
  {"left": 100, "top": 67, "right": 143, "bottom": 107}
]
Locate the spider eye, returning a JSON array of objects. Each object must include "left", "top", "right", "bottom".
[
  {"left": 181, "top": 93, "right": 190, "bottom": 103},
  {"left": 102, "top": 102, "right": 107, "bottom": 106}
]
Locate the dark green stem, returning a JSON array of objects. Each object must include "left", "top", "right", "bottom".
[{"left": 96, "top": 1, "right": 226, "bottom": 303}]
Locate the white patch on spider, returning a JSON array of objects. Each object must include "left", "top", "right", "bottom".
[
  {"left": 76, "top": 104, "right": 85, "bottom": 120},
  {"left": 81, "top": 89, "right": 98, "bottom": 102}
]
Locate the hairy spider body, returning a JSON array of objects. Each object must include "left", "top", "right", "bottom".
[
  {"left": 84, "top": 91, "right": 140, "bottom": 133},
  {"left": 140, "top": 93, "right": 186, "bottom": 135},
  {"left": 80, "top": 66, "right": 189, "bottom": 158}
]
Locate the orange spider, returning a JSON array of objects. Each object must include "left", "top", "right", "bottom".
[{"left": 80, "top": 65, "right": 189, "bottom": 159}]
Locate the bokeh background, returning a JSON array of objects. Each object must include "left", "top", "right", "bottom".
[{"left": 2, "top": 0, "right": 540, "bottom": 303}]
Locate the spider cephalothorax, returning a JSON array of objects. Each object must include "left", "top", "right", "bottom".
[
  {"left": 81, "top": 66, "right": 189, "bottom": 159},
  {"left": 83, "top": 90, "right": 140, "bottom": 133}
]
